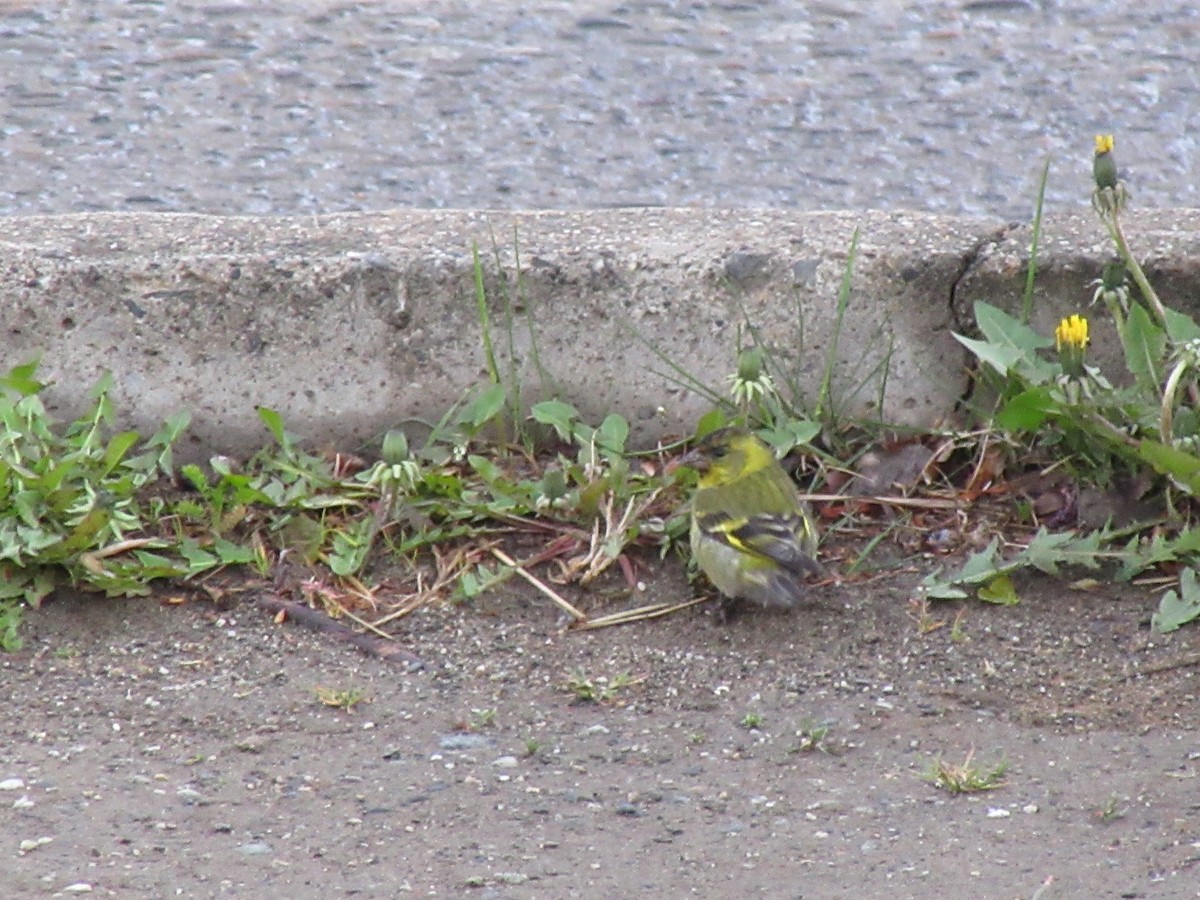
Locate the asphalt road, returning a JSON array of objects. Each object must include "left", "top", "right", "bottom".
[{"left": 1, "top": 0, "right": 1197, "bottom": 219}]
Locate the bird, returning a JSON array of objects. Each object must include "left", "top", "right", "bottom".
[{"left": 681, "top": 427, "right": 821, "bottom": 610}]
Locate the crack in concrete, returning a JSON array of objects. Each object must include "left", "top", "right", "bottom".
[{"left": 947, "top": 222, "right": 1023, "bottom": 409}]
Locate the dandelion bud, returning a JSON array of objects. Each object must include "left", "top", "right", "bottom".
[
  {"left": 1093, "top": 134, "right": 1118, "bottom": 190},
  {"left": 1099, "top": 259, "right": 1126, "bottom": 293},
  {"left": 736, "top": 347, "right": 766, "bottom": 383},
  {"left": 728, "top": 347, "right": 776, "bottom": 408}
]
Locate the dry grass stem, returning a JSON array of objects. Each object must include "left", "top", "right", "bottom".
[
  {"left": 575, "top": 595, "right": 710, "bottom": 630},
  {"left": 491, "top": 547, "right": 588, "bottom": 622},
  {"left": 331, "top": 602, "right": 395, "bottom": 640},
  {"left": 568, "top": 488, "right": 663, "bottom": 586},
  {"left": 369, "top": 544, "right": 476, "bottom": 628}
]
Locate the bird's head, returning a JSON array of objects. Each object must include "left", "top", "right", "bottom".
[{"left": 680, "top": 427, "right": 777, "bottom": 487}]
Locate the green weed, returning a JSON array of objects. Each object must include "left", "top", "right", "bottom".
[
  {"left": 924, "top": 750, "right": 1008, "bottom": 793},
  {"left": 8, "top": 132, "right": 1200, "bottom": 654},
  {"left": 0, "top": 363, "right": 190, "bottom": 645},
  {"left": 563, "top": 671, "right": 641, "bottom": 704},
  {"left": 938, "top": 135, "right": 1200, "bottom": 632},
  {"left": 792, "top": 719, "right": 833, "bottom": 753},
  {"left": 313, "top": 685, "right": 369, "bottom": 709}
]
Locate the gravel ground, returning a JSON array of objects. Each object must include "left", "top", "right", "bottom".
[
  {"left": 4, "top": 568, "right": 1198, "bottom": 898},
  {"left": 0, "top": 0, "right": 1197, "bottom": 218},
  {"left": 3, "top": 2, "right": 1200, "bottom": 897}
]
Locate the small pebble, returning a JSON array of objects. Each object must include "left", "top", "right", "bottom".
[
  {"left": 492, "top": 756, "right": 519, "bottom": 768},
  {"left": 176, "top": 787, "right": 206, "bottom": 805},
  {"left": 0, "top": 778, "right": 25, "bottom": 791},
  {"left": 438, "top": 733, "right": 491, "bottom": 751},
  {"left": 62, "top": 884, "right": 93, "bottom": 894},
  {"left": 987, "top": 808, "right": 1011, "bottom": 818}
]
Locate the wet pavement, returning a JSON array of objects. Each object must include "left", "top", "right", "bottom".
[{"left": 0, "top": 0, "right": 1197, "bottom": 219}]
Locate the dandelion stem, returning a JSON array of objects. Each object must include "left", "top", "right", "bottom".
[
  {"left": 1161, "top": 356, "right": 1191, "bottom": 443},
  {"left": 1102, "top": 210, "right": 1167, "bottom": 329}
]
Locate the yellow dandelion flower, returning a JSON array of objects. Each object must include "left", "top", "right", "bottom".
[
  {"left": 1055, "top": 314, "right": 1089, "bottom": 379},
  {"left": 1055, "top": 314, "right": 1089, "bottom": 351},
  {"left": 1094, "top": 134, "right": 1115, "bottom": 155}
]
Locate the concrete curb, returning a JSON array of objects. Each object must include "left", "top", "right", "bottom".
[
  {"left": 958, "top": 208, "right": 1200, "bottom": 372},
  {"left": 3, "top": 209, "right": 1198, "bottom": 458}
]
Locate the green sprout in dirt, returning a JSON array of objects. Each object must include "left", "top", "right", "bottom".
[
  {"left": 1093, "top": 794, "right": 1128, "bottom": 822},
  {"left": 792, "top": 719, "right": 833, "bottom": 754},
  {"left": 933, "top": 134, "right": 1200, "bottom": 633},
  {"left": 563, "top": 670, "right": 641, "bottom": 704},
  {"left": 468, "top": 708, "right": 497, "bottom": 730},
  {"left": 949, "top": 608, "right": 968, "bottom": 642},
  {"left": 740, "top": 711, "right": 765, "bottom": 729},
  {"left": 924, "top": 750, "right": 1008, "bottom": 793},
  {"left": 907, "top": 594, "right": 948, "bottom": 635},
  {"left": 313, "top": 685, "right": 369, "bottom": 709}
]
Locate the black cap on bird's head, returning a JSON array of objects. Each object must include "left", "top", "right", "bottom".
[
  {"left": 678, "top": 427, "right": 745, "bottom": 471},
  {"left": 678, "top": 427, "right": 778, "bottom": 486}
]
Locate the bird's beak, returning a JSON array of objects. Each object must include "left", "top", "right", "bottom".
[{"left": 668, "top": 447, "right": 708, "bottom": 476}]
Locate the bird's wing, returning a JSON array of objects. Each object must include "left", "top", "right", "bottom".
[{"left": 696, "top": 511, "right": 821, "bottom": 577}]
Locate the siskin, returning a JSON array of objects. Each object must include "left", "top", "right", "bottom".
[{"left": 681, "top": 427, "right": 821, "bottom": 609}]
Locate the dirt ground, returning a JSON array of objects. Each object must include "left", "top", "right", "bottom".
[{"left": 3, "top": 562, "right": 1199, "bottom": 899}]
